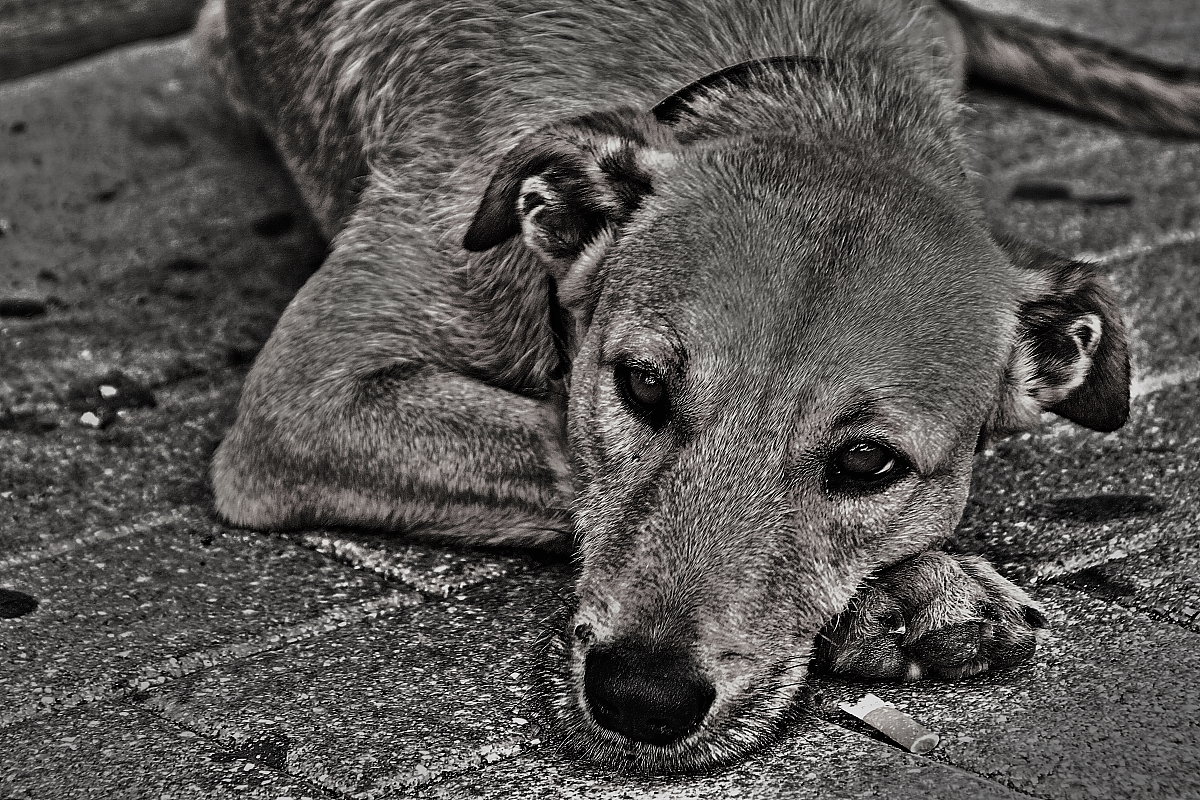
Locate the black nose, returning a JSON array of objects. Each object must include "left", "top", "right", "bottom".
[{"left": 583, "top": 639, "right": 715, "bottom": 746}]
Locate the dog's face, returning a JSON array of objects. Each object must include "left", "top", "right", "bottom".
[{"left": 464, "top": 110, "right": 1128, "bottom": 771}]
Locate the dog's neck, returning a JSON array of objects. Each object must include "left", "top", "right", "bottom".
[{"left": 651, "top": 55, "right": 969, "bottom": 191}]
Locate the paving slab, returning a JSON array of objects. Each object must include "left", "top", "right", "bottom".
[
  {"left": 965, "top": 93, "right": 1128, "bottom": 182},
  {"left": 133, "top": 570, "right": 573, "bottom": 797},
  {"left": 965, "top": 0, "right": 1200, "bottom": 65},
  {"left": 1, "top": 371, "right": 235, "bottom": 552},
  {"left": 811, "top": 587, "right": 1200, "bottom": 800},
  {"left": 0, "top": 511, "right": 416, "bottom": 725},
  {"left": 978, "top": 137, "right": 1200, "bottom": 257},
  {"left": 1107, "top": 241, "right": 1200, "bottom": 380},
  {"left": 0, "top": 701, "right": 331, "bottom": 800},
  {"left": 0, "top": 0, "right": 205, "bottom": 80},
  {"left": 0, "top": 38, "right": 325, "bottom": 411},
  {"left": 957, "top": 380, "right": 1199, "bottom": 632},
  {"left": 288, "top": 529, "right": 555, "bottom": 598}
]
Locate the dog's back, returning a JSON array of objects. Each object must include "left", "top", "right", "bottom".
[{"left": 205, "top": 0, "right": 962, "bottom": 235}]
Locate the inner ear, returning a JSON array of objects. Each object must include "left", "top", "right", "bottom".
[
  {"left": 991, "top": 237, "right": 1131, "bottom": 435},
  {"left": 1067, "top": 314, "right": 1102, "bottom": 357},
  {"left": 462, "top": 108, "right": 675, "bottom": 270}
]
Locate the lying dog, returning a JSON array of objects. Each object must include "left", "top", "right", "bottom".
[{"left": 197, "top": 0, "right": 1198, "bottom": 772}]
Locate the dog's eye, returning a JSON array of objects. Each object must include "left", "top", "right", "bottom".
[
  {"left": 615, "top": 364, "right": 669, "bottom": 426},
  {"left": 827, "top": 441, "right": 907, "bottom": 494}
]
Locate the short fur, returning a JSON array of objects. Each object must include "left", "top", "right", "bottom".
[{"left": 197, "top": 0, "right": 1172, "bottom": 772}]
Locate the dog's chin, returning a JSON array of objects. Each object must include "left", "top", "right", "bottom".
[{"left": 539, "top": 630, "right": 810, "bottom": 773}]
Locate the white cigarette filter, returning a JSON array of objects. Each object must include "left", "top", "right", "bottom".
[{"left": 839, "top": 693, "right": 940, "bottom": 754}]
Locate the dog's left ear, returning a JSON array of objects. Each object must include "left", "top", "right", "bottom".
[
  {"left": 462, "top": 108, "right": 675, "bottom": 274},
  {"left": 992, "top": 238, "right": 1130, "bottom": 435}
]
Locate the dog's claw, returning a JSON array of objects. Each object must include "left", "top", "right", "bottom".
[{"left": 815, "top": 552, "right": 1045, "bottom": 681}]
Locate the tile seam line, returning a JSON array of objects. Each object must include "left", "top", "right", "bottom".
[
  {"left": 363, "top": 736, "right": 537, "bottom": 798},
  {"left": 144, "top": 689, "right": 529, "bottom": 800},
  {"left": 286, "top": 531, "right": 509, "bottom": 600},
  {"left": 1076, "top": 227, "right": 1200, "bottom": 264},
  {"left": 1052, "top": 583, "right": 1200, "bottom": 635},
  {"left": 989, "top": 135, "right": 1125, "bottom": 184},
  {"left": 0, "top": 30, "right": 197, "bottom": 88},
  {"left": 0, "top": 590, "right": 422, "bottom": 731},
  {"left": 0, "top": 508, "right": 197, "bottom": 572},
  {"left": 119, "top": 699, "right": 353, "bottom": 800},
  {"left": 823, "top": 718, "right": 1043, "bottom": 800}
]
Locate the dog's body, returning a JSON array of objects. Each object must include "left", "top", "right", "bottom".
[{"left": 198, "top": 0, "right": 1196, "bottom": 772}]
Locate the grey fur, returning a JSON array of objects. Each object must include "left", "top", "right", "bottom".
[{"left": 197, "top": 0, "right": 1149, "bottom": 771}]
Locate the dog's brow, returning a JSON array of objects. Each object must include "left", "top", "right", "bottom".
[
  {"left": 601, "top": 330, "right": 684, "bottom": 371},
  {"left": 830, "top": 398, "right": 885, "bottom": 431}
]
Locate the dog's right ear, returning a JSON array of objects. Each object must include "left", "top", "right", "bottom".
[
  {"left": 990, "top": 237, "right": 1131, "bottom": 436},
  {"left": 462, "top": 109, "right": 676, "bottom": 273}
]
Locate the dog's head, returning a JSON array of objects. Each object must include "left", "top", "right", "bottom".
[{"left": 463, "top": 105, "right": 1128, "bottom": 771}]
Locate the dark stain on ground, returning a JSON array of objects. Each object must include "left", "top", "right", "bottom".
[
  {"left": 1009, "top": 179, "right": 1133, "bottom": 206},
  {"left": 0, "top": 408, "right": 59, "bottom": 434},
  {"left": 92, "top": 181, "right": 126, "bottom": 203},
  {"left": 0, "top": 588, "right": 39, "bottom": 619},
  {"left": 252, "top": 211, "right": 297, "bottom": 238},
  {"left": 130, "top": 116, "right": 190, "bottom": 149},
  {"left": 10, "top": 120, "right": 26, "bottom": 134},
  {"left": 1051, "top": 565, "right": 1137, "bottom": 601},
  {"left": 212, "top": 733, "right": 290, "bottom": 771},
  {"left": 223, "top": 340, "right": 261, "bottom": 367},
  {"left": 0, "top": 296, "right": 48, "bottom": 318},
  {"left": 162, "top": 255, "right": 209, "bottom": 273},
  {"left": 1039, "top": 494, "right": 1165, "bottom": 524}
]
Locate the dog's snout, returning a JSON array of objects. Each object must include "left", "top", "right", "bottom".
[{"left": 583, "top": 639, "right": 715, "bottom": 746}]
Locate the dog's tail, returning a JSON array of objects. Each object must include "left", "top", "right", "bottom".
[{"left": 940, "top": 0, "right": 1200, "bottom": 137}]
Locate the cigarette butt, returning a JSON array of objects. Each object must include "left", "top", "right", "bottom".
[{"left": 839, "top": 693, "right": 940, "bottom": 754}]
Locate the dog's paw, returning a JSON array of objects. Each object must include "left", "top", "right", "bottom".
[{"left": 815, "top": 552, "right": 1047, "bottom": 681}]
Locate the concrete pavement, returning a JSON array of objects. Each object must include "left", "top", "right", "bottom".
[{"left": 2, "top": 2, "right": 1198, "bottom": 797}]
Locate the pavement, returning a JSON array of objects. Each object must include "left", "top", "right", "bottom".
[{"left": 1, "top": 1, "right": 1198, "bottom": 798}]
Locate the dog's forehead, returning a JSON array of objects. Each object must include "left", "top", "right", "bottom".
[{"left": 600, "top": 149, "right": 1017, "bottom": 432}]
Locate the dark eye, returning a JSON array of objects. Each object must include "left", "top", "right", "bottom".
[
  {"left": 615, "top": 364, "right": 670, "bottom": 426},
  {"left": 827, "top": 441, "right": 908, "bottom": 494}
]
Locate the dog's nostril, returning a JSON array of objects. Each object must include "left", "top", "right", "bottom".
[
  {"left": 583, "top": 639, "right": 715, "bottom": 747},
  {"left": 573, "top": 623, "right": 594, "bottom": 643}
]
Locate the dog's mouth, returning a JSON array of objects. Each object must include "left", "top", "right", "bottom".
[{"left": 538, "top": 619, "right": 813, "bottom": 773}]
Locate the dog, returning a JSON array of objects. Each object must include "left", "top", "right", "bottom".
[{"left": 196, "top": 0, "right": 1198, "bottom": 773}]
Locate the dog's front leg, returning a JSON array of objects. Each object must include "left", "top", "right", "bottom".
[
  {"left": 815, "top": 552, "right": 1047, "bottom": 681},
  {"left": 211, "top": 222, "right": 573, "bottom": 550}
]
